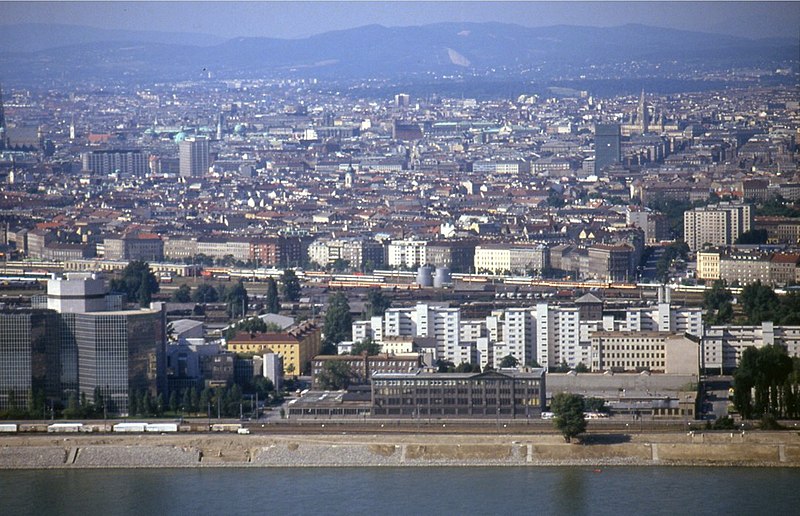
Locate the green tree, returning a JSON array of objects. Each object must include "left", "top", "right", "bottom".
[
  {"left": 280, "top": 269, "right": 301, "bottom": 302},
  {"left": 331, "top": 258, "right": 350, "bottom": 272},
  {"left": 734, "top": 345, "right": 794, "bottom": 419},
  {"left": 64, "top": 392, "right": 80, "bottom": 418},
  {"left": 316, "top": 361, "right": 354, "bottom": 390},
  {"left": 574, "top": 362, "right": 590, "bottom": 373},
  {"left": 225, "top": 280, "right": 248, "bottom": 319},
  {"left": 736, "top": 229, "right": 769, "bottom": 245},
  {"left": 141, "top": 392, "right": 153, "bottom": 416},
  {"left": 322, "top": 292, "right": 351, "bottom": 353},
  {"left": 171, "top": 284, "right": 192, "bottom": 302},
  {"left": 740, "top": 281, "right": 779, "bottom": 324},
  {"left": 351, "top": 337, "right": 381, "bottom": 356},
  {"left": 200, "top": 387, "right": 212, "bottom": 414},
  {"left": 138, "top": 271, "right": 153, "bottom": 307},
  {"left": 225, "top": 316, "right": 269, "bottom": 340},
  {"left": 192, "top": 283, "right": 219, "bottom": 303},
  {"left": 181, "top": 389, "right": 191, "bottom": 413},
  {"left": 499, "top": 354, "right": 519, "bottom": 368},
  {"left": 190, "top": 387, "right": 200, "bottom": 413},
  {"left": 551, "top": 392, "right": 587, "bottom": 443},
  {"left": 437, "top": 359, "right": 456, "bottom": 373},
  {"left": 128, "top": 390, "right": 139, "bottom": 417},
  {"left": 703, "top": 280, "right": 734, "bottom": 325},
  {"left": 365, "top": 288, "right": 391, "bottom": 319},
  {"left": 169, "top": 391, "right": 179, "bottom": 413},
  {"left": 110, "top": 261, "right": 159, "bottom": 304},
  {"left": 265, "top": 278, "right": 280, "bottom": 314}
]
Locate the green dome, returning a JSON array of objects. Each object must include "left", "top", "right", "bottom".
[{"left": 174, "top": 131, "right": 187, "bottom": 143}]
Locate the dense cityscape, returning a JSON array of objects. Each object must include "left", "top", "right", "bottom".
[{"left": 0, "top": 9, "right": 799, "bottom": 456}]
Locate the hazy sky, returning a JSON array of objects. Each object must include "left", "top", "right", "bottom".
[{"left": 2, "top": 1, "right": 799, "bottom": 39}]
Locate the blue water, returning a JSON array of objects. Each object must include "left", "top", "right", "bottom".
[{"left": 3, "top": 467, "right": 800, "bottom": 515}]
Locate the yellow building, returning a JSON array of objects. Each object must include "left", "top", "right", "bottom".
[
  {"left": 696, "top": 249, "right": 721, "bottom": 281},
  {"left": 227, "top": 321, "right": 321, "bottom": 376}
]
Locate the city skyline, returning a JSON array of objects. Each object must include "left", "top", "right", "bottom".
[{"left": 2, "top": 1, "right": 799, "bottom": 40}]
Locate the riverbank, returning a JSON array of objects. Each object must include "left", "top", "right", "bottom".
[{"left": 2, "top": 431, "right": 800, "bottom": 468}]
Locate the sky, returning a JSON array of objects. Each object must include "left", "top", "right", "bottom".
[{"left": 2, "top": 1, "right": 799, "bottom": 40}]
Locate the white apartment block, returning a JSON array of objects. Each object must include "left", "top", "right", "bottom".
[
  {"left": 387, "top": 239, "right": 427, "bottom": 268},
  {"left": 353, "top": 296, "right": 703, "bottom": 372},
  {"left": 702, "top": 322, "right": 800, "bottom": 373},
  {"left": 474, "top": 244, "right": 549, "bottom": 275},
  {"left": 684, "top": 202, "right": 752, "bottom": 252}
]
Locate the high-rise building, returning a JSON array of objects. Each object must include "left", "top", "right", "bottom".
[
  {"left": 0, "top": 273, "right": 166, "bottom": 414},
  {"left": 179, "top": 136, "right": 209, "bottom": 178},
  {"left": 594, "top": 123, "right": 621, "bottom": 174},
  {"left": 0, "top": 310, "right": 61, "bottom": 411},
  {"left": 81, "top": 149, "right": 147, "bottom": 176},
  {"left": 684, "top": 202, "right": 753, "bottom": 251}
]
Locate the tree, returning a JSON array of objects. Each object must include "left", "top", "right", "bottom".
[
  {"left": 575, "top": 362, "right": 590, "bottom": 373},
  {"left": 316, "top": 361, "right": 353, "bottom": 390},
  {"left": 225, "top": 280, "right": 248, "bottom": 319},
  {"left": 736, "top": 229, "right": 769, "bottom": 245},
  {"left": 365, "top": 288, "right": 391, "bottom": 319},
  {"left": 110, "top": 261, "right": 159, "bottom": 304},
  {"left": 740, "top": 281, "right": 779, "bottom": 325},
  {"left": 703, "top": 280, "right": 733, "bottom": 325},
  {"left": 437, "top": 359, "right": 456, "bottom": 373},
  {"left": 192, "top": 283, "right": 219, "bottom": 303},
  {"left": 138, "top": 270, "right": 153, "bottom": 307},
  {"left": 280, "top": 269, "right": 301, "bottom": 303},
  {"left": 499, "top": 354, "right": 519, "bottom": 368},
  {"left": 551, "top": 392, "right": 587, "bottom": 443},
  {"left": 171, "top": 284, "right": 192, "bottom": 303},
  {"left": 734, "top": 345, "right": 794, "bottom": 419},
  {"left": 169, "top": 391, "right": 179, "bottom": 413},
  {"left": 584, "top": 397, "right": 607, "bottom": 413},
  {"left": 265, "top": 278, "right": 280, "bottom": 314},
  {"left": 322, "top": 292, "right": 351, "bottom": 353},
  {"left": 351, "top": 337, "right": 381, "bottom": 356},
  {"left": 128, "top": 390, "right": 139, "bottom": 417},
  {"left": 181, "top": 389, "right": 191, "bottom": 413}
]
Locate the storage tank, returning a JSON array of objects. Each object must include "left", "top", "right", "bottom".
[
  {"left": 433, "top": 267, "right": 452, "bottom": 288},
  {"left": 416, "top": 265, "right": 434, "bottom": 287}
]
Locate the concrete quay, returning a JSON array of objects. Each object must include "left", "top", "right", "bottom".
[{"left": 2, "top": 431, "right": 800, "bottom": 469}]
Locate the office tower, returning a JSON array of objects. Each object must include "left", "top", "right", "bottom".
[
  {"left": 216, "top": 113, "right": 224, "bottom": 140},
  {"left": 179, "top": 136, "right": 209, "bottom": 178},
  {"left": 594, "top": 123, "right": 621, "bottom": 174},
  {"left": 0, "top": 273, "right": 166, "bottom": 414},
  {"left": 0, "top": 310, "right": 61, "bottom": 411},
  {"left": 684, "top": 202, "right": 753, "bottom": 251},
  {"left": 72, "top": 308, "right": 165, "bottom": 414}
]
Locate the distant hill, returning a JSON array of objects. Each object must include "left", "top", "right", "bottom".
[
  {"left": 0, "top": 23, "right": 224, "bottom": 52},
  {"left": 0, "top": 22, "right": 794, "bottom": 87}
]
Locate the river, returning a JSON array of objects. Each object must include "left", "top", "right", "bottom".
[{"left": 3, "top": 467, "right": 799, "bottom": 515}]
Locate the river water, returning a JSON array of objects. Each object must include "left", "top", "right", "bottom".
[{"left": 3, "top": 467, "right": 800, "bottom": 515}]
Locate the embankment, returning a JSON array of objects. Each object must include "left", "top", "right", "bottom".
[{"left": 2, "top": 431, "right": 799, "bottom": 468}]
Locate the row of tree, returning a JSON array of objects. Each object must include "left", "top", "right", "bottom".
[
  {"left": 703, "top": 280, "right": 800, "bottom": 326},
  {"left": 733, "top": 345, "right": 800, "bottom": 420}
]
